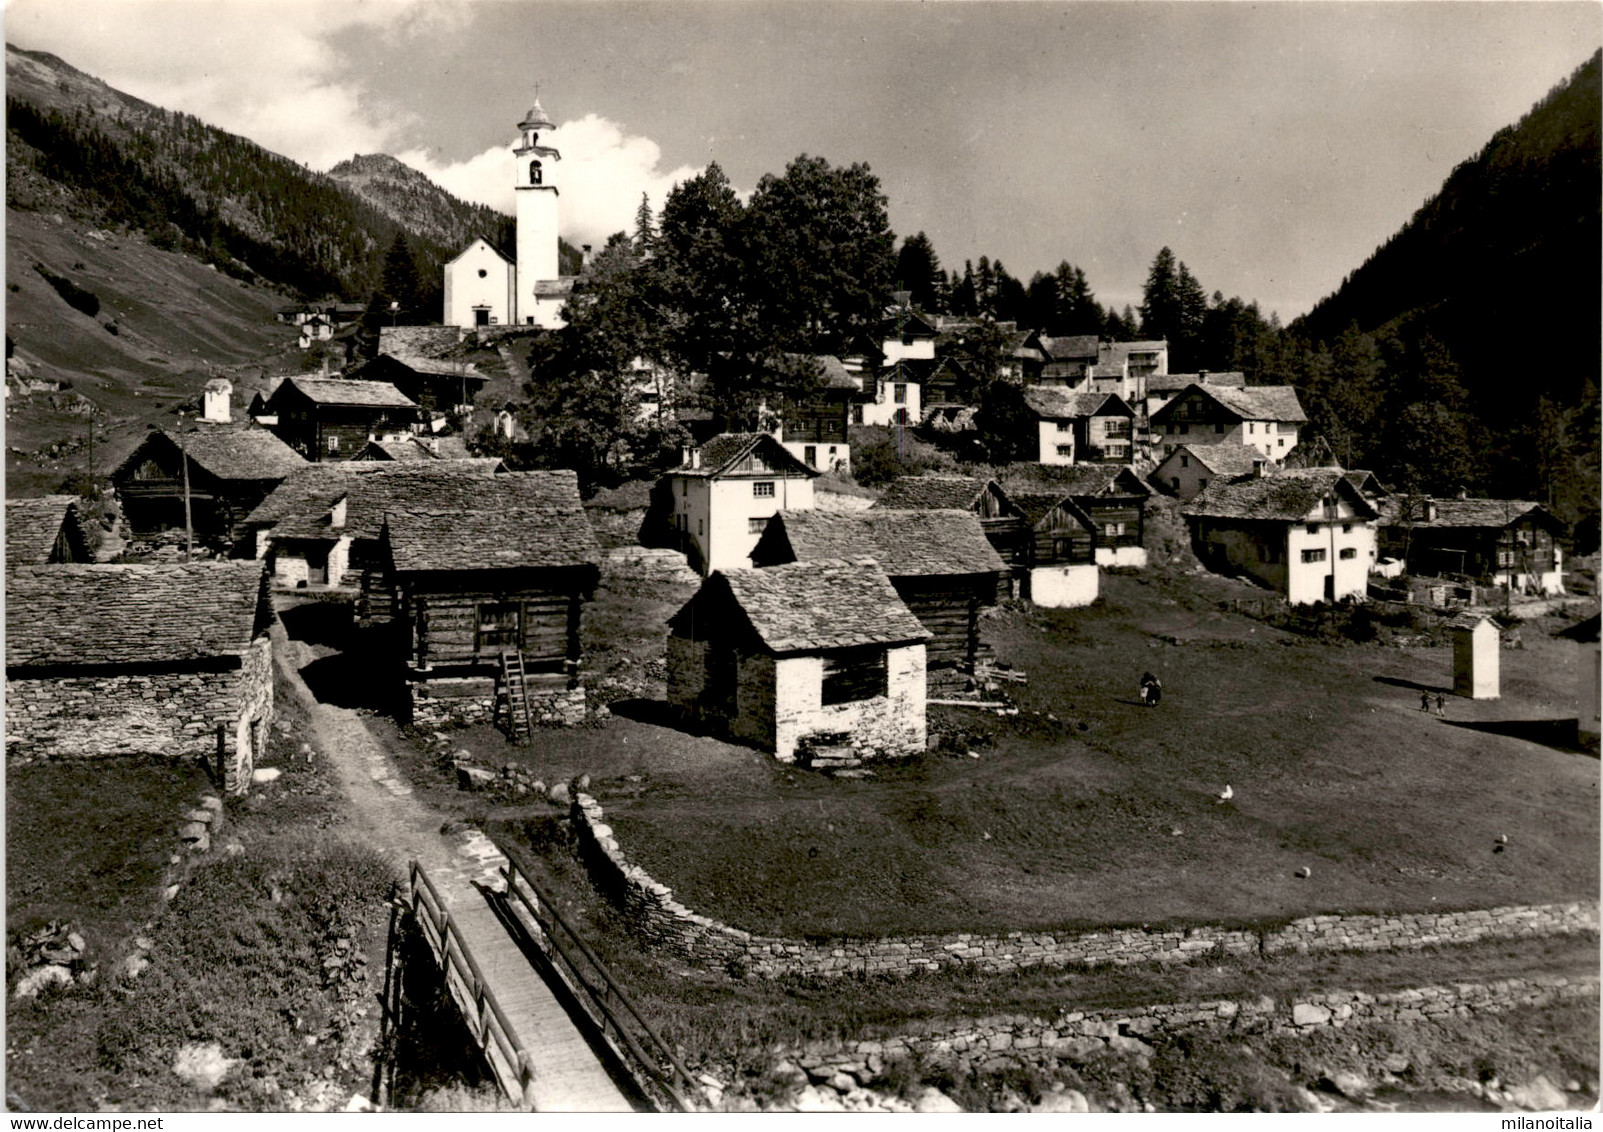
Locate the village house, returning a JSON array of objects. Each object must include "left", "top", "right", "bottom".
[
  {"left": 1001, "top": 464, "right": 1151, "bottom": 567},
  {"left": 1001, "top": 490, "right": 1100, "bottom": 607},
  {"left": 1153, "top": 442, "right": 1267, "bottom": 501},
  {"left": 1377, "top": 496, "right": 1566, "bottom": 596},
  {"left": 241, "top": 460, "right": 504, "bottom": 592},
  {"left": 112, "top": 426, "right": 307, "bottom": 547},
  {"left": 1557, "top": 614, "right": 1600, "bottom": 748},
  {"left": 666, "top": 557, "right": 929, "bottom": 762},
  {"left": 1141, "top": 370, "right": 1246, "bottom": 424},
  {"left": 662, "top": 433, "right": 819, "bottom": 576},
  {"left": 6, "top": 495, "right": 91, "bottom": 565},
  {"left": 1150, "top": 382, "right": 1307, "bottom": 458},
  {"left": 1182, "top": 466, "right": 1379, "bottom": 605},
  {"left": 873, "top": 474, "right": 1030, "bottom": 569},
  {"left": 5, "top": 561, "right": 274, "bottom": 793},
  {"left": 380, "top": 470, "right": 601, "bottom": 732},
  {"left": 841, "top": 301, "right": 936, "bottom": 426},
  {"left": 266, "top": 376, "right": 420, "bottom": 461},
  {"left": 1021, "top": 388, "right": 1137, "bottom": 465},
  {"left": 342, "top": 352, "right": 490, "bottom": 415},
  {"left": 749, "top": 508, "right": 1006, "bottom": 685},
  {"left": 298, "top": 315, "right": 335, "bottom": 350},
  {"left": 774, "top": 355, "right": 857, "bottom": 472}
]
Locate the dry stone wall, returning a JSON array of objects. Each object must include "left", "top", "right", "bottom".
[
  {"left": 409, "top": 678, "right": 586, "bottom": 730},
  {"left": 570, "top": 794, "right": 1599, "bottom": 978},
  {"left": 8, "top": 637, "right": 274, "bottom": 794},
  {"left": 783, "top": 974, "right": 1600, "bottom": 1069}
]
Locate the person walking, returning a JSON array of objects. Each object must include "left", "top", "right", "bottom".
[
  {"left": 1420, "top": 691, "right": 1431, "bottom": 712},
  {"left": 1435, "top": 693, "right": 1446, "bottom": 718}
]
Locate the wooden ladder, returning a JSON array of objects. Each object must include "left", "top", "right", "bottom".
[{"left": 499, "top": 649, "right": 534, "bottom": 744}]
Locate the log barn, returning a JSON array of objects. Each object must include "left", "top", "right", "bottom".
[
  {"left": 266, "top": 376, "right": 419, "bottom": 461},
  {"left": 1004, "top": 491, "right": 1101, "bottom": 607},
  {"left": 667, "top": 557, "right": 929, "bottom": 762},
  {"left": 1001, "top": 464, "right": 1151, "bottom": 567},
  {"left": 749, "top": 508, "right": 1005, "bottom": 687},
  {"left": 379, "top": 470, "right": 601, "bottom": 732},
  {"left": 5, "top": 561, "right": 275, "bottom": 793},
  {"left": 1377, "top": 497, "right": 1566, "bottom": 596},
  {"left": 112, "top": 426, "right": 307, "bottom": 547}
]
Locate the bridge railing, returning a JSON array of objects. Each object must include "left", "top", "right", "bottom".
[
  {"left": 409, "top": 860, "right": 535, "bottom": 1107},
  {"left": 498, "top": 843, "right": 702, "bottom": 1113}
]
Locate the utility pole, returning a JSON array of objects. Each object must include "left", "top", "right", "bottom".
[{"left": 178, "top": 414, "right": 193, "bottom": 562}]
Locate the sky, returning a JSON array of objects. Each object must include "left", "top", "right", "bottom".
[{"left": 7, "top": 1, "right": 1600, "bottom": 319}]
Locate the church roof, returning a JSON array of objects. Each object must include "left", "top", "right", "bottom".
[{"left": 519, "top": 98, "right": 555, "bottom": 131}]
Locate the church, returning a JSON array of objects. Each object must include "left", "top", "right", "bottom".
[{"left": 442, "top": 97, "right": 575, "bottom": 330}]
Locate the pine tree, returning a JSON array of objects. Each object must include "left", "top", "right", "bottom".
[{"left": 633, "top": 192, "right": 657, "bottom": 257}]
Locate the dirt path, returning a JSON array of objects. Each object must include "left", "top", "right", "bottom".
[{"left": 272, "top": 625, "right": 506, "bottom": 895}]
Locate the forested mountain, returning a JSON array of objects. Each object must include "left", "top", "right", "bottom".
[
  {"left": 1287, "top": 50, "right": 1600, "bottom": 533},
  {"left": 4, "top": 44, "right": 521, "bottom": 306}
]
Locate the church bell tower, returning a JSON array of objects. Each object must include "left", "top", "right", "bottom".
[{"left": 513, "top": 97, "right": 561, "bottom": 326}]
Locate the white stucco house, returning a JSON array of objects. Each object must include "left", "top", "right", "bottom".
[
  {"left": 666, "top": 557, "right": 929, "bottom": 762},
  {"left": 662, "top": 433, "right": 819, "bottom": 576}
]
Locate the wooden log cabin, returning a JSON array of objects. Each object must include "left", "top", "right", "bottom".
[
  {"left": 1005, "top": 491, "right": 1101, "bottom": 607},
  {"left": 1377, "top": 497, "right": 1567, "bottom": 596},
  {"left": 749, "top": 508, "right": 1006, "bottom": 688},
  {"left": 1000, "top": 463, "right": 1151, "bottom": 567},
  {"left": 873, "top": 474, "right": 1031, "bottom": 595},
  {"left": 266, "top": 376, "right": 419, "bottom": 461},
  {"left": 379, "top": 470, "right": 601, "bottom": 732},
  {"left": 111, "top": 426, "right": 307, "bottom": 547}
]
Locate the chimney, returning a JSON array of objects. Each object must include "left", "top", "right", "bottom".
[
  {"left": 682, "top": 445, "right": 701, "bottom": 470},
  {"left": 1423, "top": 497, "right": 1437, "bottom": 523},
  {"left": 582, "top": 244, "right": 594, "bottom": 269},
  {"left": 1199, "top": 370, "right": 1209, "bottom": 384}
]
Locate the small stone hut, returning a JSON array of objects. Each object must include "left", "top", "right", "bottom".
[
  {"left": 1450, "top": 612, "right": 1501, "bottom": 700},
  {"left": 5, "top": 562, "right": 275, "bottom": 793},
  {"left": 667, "top": 557, "right": 929, "bottom": 762}
]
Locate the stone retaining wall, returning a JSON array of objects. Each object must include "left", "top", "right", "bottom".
[
  {"left": 785, "top": 974, "right": 1600, "bottom": 1068},
  {"left": 570, "top": 794, "right": 1599, "bottom": 978},
  {"left": 409, "top": 680, "right": 587, "bottom": 730}
]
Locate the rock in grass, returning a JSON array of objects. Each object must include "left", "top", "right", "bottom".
[
  {"left": 12, "top": 964, "right": 74, "bottom": 1000},
  {"left": 1032, "top": 1089, "right": 1089, "bottom": 1113},
  {"left": 1295, "top": 866, "right": 1312, "bottom": 878},
  {"left": 457, "top": 765, "right": 495, "bottom": 791},
  {"left": 250, "top": 768, "right": 281, "bottom": 785},
  {"left": 172, "top": 1042, "right": 239, "bottom": 1092},
  {"left": 911, "top": 1086, "right": 964, "bottom": 1113},
  {"left": 549, "top": 782, "right": 572, "bottom": 805}
]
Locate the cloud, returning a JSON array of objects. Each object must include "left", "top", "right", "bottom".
[
  {"left": 398, "top": 114, "right": 706, "bottom": 248},
  {"left": 5, "top": 0, "right": 455, "bottom": 170}
]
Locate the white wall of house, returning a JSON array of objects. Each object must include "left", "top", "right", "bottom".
[
  {"left": 671, "top": 473, "right": 816, "bottom": 575},
  {"left": 772, "top": 644, "right": 926, "bottom": 762},
  {"left": 1284, "top": 511, "right": 1375, "bottom": 605},
  {"left": 881, "top": 337, "right": 935, "bottom": 364},
  {"left": 1029, "top": 564, "right": 1099, "bottom": 608},
  {"left": 1494, "top": 545, "right": 1565, "bottom": 596},
  {"left": 858, "top": 378, "right": 923, "bottom": 427},
  {"left": 268, "top": 535, "right": 354, "bottom": 588},
  {"left": 779, "top": 440, "right": 850, "bottom": 475},
  {"left": 444, "top": 240, "right": 515, "bottom": 329},
  {"left": 1155, "top": 448, "right": 1222, "bottom": 501},
  {"left": 1095, "top": 545, "right": 1149, "bottom": 568},
  {"left": 1036, "top": 419, "right": 1075, "bottom": 464},
  {"left": 1158, "top": 419, "right": 1298, "bottom": 458}
]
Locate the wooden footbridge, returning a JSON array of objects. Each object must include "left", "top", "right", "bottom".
[{"left": 393, "top": 843, "right": 702, "bottom": 1112}]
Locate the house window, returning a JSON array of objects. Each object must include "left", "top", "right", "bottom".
[
  {"left": 1301, "top": 548, "right": 1327, "bottom": 564},
  {"left": 748, "top": 517, "right": 768, "bottom": 534},
  {"left": 1248, "top": 423, "right": 1256, "bottom": 435},
  {"left": 1198, "top": 477, "right": 1209, "bottom": 489},
  {"left": 1180, "top": 455, "right": 1190, "bottom": 468},
  {"left": 682, "top": 480, "right": 688, "bottom": 495},
  {"left": 1339, "top": 547, "right": 1357, "bottom": 560},
  {"left": 475, "top": 603, "right": 521, "bottom": 651},
  {"left": 894, "top": 384, "right": 906, "bottom": 403},
  {"left": 1306, "top": 524, "right": 1319, "bottom": 535},
  {"left": 805, "top": 446, "right": 818, "bottom": 467},
  {"left": 1056, "top": 445, "right": 1074, "bottom": 457},
  {"left": 1057, "top": 420, "right": 1072, "bottom": 432},
  {"left": 821, "top": 646, "right": 888, "bottom": 705},
  {"left": 753, "top": 481, "right": 775, "bottom": 497},
  {"left": 698, "top": 519, "right": 704, "bottom": 537},
  {"left": 852, "top": 404, "right": 864, "bottom": 424},
  {"left": 1105, "top": 522, "right": 1125, "bottom": 538},
  {"left": 326, "top": 435, "right": 340, "bottom": 454},
  {"left": 1342, "top": 523, "right": 1352, "bottom": 533}
]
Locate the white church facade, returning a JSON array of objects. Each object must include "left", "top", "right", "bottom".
[{"left": 443, "top": 98, "right": 575, "bottom": 330}]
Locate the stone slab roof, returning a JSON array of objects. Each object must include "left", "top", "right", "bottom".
[
  {"left": 1005, "top": 491, "right": 1096, "bottom": 531},
  {"left": 1022, "top": 388, "right": 1132, "bottom": 420},
  {"left": 754, "top": 509, "right": 1005, "bottom": 576},
  {"left": 673, "top": 558, "right": 929, "bottom": 655},
  {"left": 245, "top": 461, "right": 505, "bottom": 538},
  {"left": 1155, "top": 383, "right": 1307, "bottom": 424},
  {"left": 1146, "top": 371, "right": 1247, "bottom": 394},
  {"left": 874, "top": 474, "right": 997, "bottom": 512},
  {"left": 383, "top": 470, "right": 599, "bottom": 573},
  {"left": 116, "top": 426, "right": 307, "bottom": 483},
  {"left": 7, "top": 561, "right": 267, "bottom": 668},
  {"left": 1378, "top": 497, "right": 1558, "bottom": 531},
  {"left": 1035, "top": 334, "right": 1101, "bottom": 361},
  {"left": 1182, "top": 468, "right": 1376, "bottom": 522},
  {"left": 281, "top": 377, "right": 418, "bottom": 408},
  {"left": 1164, "top": 443, "right": 1266, "bottom": 477},
  {"left": 6, "top": 495, "right": 79, "bottom": 565},
  {"left": 1000, "top": 463, "right": 1151, "bottom": 499},
  {"left": 671, "top": 433, "right": 818, "bottom": 478}
]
